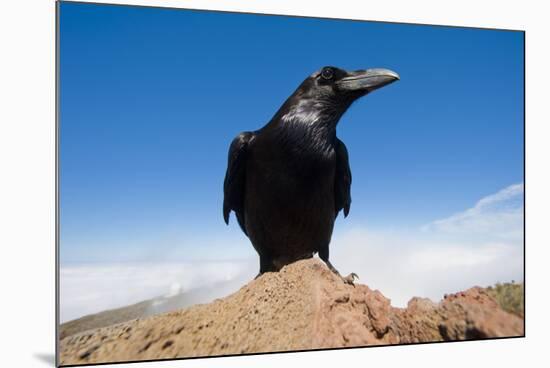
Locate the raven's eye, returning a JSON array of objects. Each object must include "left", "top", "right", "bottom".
[{"left": 321, "top": 68, "right": 334, "bottom": 80}]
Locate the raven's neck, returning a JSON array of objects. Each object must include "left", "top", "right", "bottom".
[{"left": 268, "top": 98, "right": 349, "bottom": 158}]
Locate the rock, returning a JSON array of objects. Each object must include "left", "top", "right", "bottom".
[{"left": 59, "top": 258, "right": 524, "bottom": 365}]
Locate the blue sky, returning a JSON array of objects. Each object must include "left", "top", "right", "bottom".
[{"left": 59, "top": 2, "right": 523, "bottom": 265}]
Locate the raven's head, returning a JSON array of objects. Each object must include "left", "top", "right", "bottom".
[
  {"left": 308, "top": 66, "right": 399, "bottom": 100},
  {"left": 275, "top": 66, "right": 399, "bottom": 130},
  {"left": 274, "top": 66, "right": 399, "bottom": 132}
]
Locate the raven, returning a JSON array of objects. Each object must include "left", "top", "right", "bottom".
[{"left": 223, "top": 66, "right": 399, "bottom": 283}]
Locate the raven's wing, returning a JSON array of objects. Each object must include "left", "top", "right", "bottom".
[
  {"left": 334, "top": 138, "right": 352, "bottom": 218},
  {"left": 223, "top": 131, "right": 255, "bottom": 235}
]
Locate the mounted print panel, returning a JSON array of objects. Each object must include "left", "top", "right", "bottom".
[{"left": 57, "top": 1, "right": 524, "bottom": 366}]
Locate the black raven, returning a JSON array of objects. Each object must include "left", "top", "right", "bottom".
[{"left": 223, "top": 66, "right": 399, "bottom": 283}]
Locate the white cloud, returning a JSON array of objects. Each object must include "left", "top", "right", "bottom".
[
  {"left": 421, "top": 183, "right": 524, "bottom": 240},
  {"left": 60, "top": 260, "right": 257, "bottom": 322},
  {"left": 332, "top": 183, "right": 524, "bottom": 307}
]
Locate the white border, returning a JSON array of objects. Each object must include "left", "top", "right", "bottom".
[{"left": 1, "top": 1, "right": 549, "bottom": 367}]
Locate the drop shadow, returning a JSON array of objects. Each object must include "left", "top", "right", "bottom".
[{"left": 34, "top": 353, "right": 56, "bottom": 366}]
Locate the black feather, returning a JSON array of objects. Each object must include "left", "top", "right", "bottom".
[{"left": 223, "top": 131, "right": 254, "bottom": 236}]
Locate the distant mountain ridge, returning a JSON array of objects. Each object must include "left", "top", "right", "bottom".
[{"left": 59, "top": 277, "right": 243, "bottom": 339}]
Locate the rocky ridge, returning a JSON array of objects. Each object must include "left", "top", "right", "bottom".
[{"left": 59, "top": 258, "right": 524, "bottom": 365}]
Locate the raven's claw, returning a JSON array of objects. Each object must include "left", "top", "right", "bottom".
[{"left": 342, "top": 272, "right": 359, "bottom": 286}]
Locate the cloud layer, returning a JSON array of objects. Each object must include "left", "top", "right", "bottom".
[
  {"left": 60, "top": 260, "right": 256, "bottom": 322},
  {"left": 60, "top": 183, "right": 524, "bottom": 320}
]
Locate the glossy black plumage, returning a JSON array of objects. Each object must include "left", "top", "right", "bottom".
[{"left": 223, "top": 66, "right": 399, "bottom": 278}]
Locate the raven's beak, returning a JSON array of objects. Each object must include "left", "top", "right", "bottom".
[{"left": 336, "top": 68, "right": 400, "bottom": 93}]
